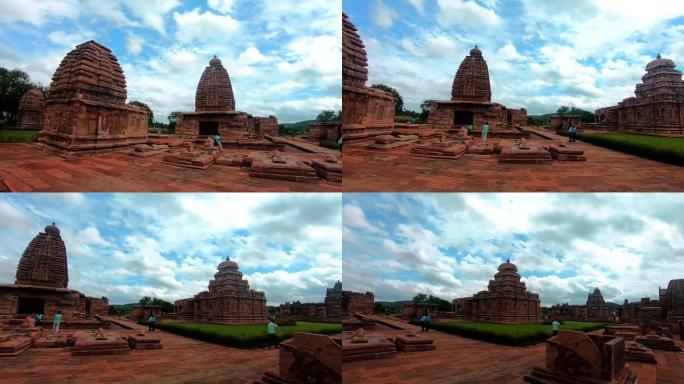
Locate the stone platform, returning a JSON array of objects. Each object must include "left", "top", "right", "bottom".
[
  {"left": 162, "top": 149, "right": 218, "bottom": 170},
  {"left": 127, "top": 333, "right": 163, "bottom": 350},
  {"left": 547, "top": 143, "right": 587, "bottom": 161},
  {"left": 410, "top": 142, "right": 467, "bottom": 160},
  {"left": 249, "top": 153, "right": 319, "bottom": 182},
  {"left": 635, "top": 334, "right": 683, "bottom": 351},
  {"left": 468, "top": 141, "right": 499, "bottom": 155},
  {"left": 0, "top": 144, "right": 341, "bottom": 191},
  {"left": 342, "top": 333, "right": 396, "bottom": 362},
  {"left": 129, "top": 144, "right": 170, "bottom": 157},
  {"left": 311, "top": 157, "right": 342, "bottom": 182},
  {"left": 498, "top": 141, "right": 552, "bottom": 164},
  {"left": 71, "top": 332, "right": 130, "bottom": 356},
  {"left": 0, "top": 318, "right": 278, "bottom": 383},
  {"left": 626, "top": 342, "right": 657, "bottom": 364},
  {"left": 394, "top": 334, "right": 436, "bottom": 352},
  {"left": 342, "top": 130, "right": 684, "bottom": 191}
]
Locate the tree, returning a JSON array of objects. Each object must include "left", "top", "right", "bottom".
[
  {"left": 129, "top": 100, "right": 154, "bottom": 125},
  {"left": 316, "top": 110, "right": 337, "bottom": 121},
  {"left": 412, "top": 293, "right": 428, "bottom": 302},
  {"left": 139, "top": 296, "right": 152, "bottom": 305},
  {"left": 0, "top": 67, "right": 39, "bottom": 124},
  {"left": 168, "top": 111, "right": 181, "bottom": 124},
  {"left": 419, "top": 99, "right": 435, "bottom": 121},
  {"left": 556, "top": 105, "right": 595, "bottom": 123},
  {"left": 556, "top": 106, "right": 571, "bottom": 115},
  {"left": 370, "top": 84, "right": 403, "bottom": 115}
]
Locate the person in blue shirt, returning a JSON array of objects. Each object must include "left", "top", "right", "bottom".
[
  {"left": 213, "top": 134, "right": 223, "bottom": 151},
  {"left": 267, "top": 319, "right": 279, "bottom": 349},
  {"left": 35, "top": 313, "right": 43, "bottom": 327},
  {"left": 53, "top": 310, "right": 62, "bottom": 334},
  {"left": 148, "top": 314, "right": 157, "bottom": 331},
  {"left": 420, "top": 312, "right": 432, "bottom": 332},
  {"left": 551, "top": 319, "right": 560, "bottom": 336},
  {"left": 568, "top": 125, "right": 578, "bottom": 142},
  {"left": 481, "top": 122, "right": 490, "bottom": 143}
]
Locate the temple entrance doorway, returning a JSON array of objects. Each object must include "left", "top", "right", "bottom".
[
  {"left": 454, "top": 111, "right": 474, "bottom": 126},
  {"left": 199, "top": 121, "right": 219, "bottom": 136},
  {"left": 17, "top": 297, "right": 45, "bottom": 316}
]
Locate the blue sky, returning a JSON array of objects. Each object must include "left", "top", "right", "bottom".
[
  {"left": 0, "top": 193, "right": 342, "bottom": 305},
  {"left": 343, "top": 193, "right": 684, "bottom": 307},
  {"left": 344, "top": 0, "right": 684, "bottom": 114},
  {"left": 0, "top": 0, "right": 341, "bottom": 123}
]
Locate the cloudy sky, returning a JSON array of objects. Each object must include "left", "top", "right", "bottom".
[
  {"left": 0, "top": 193, "right": 341, "bottom": 306},
  {"left": 344, "top": 0, "right": 684, "bottom": 114},
  {"left": 343, "top": 193, "right": 684, "bottom": 307},
  {"left": 0, "top": 0, "right": 341, "bottom": 123}
]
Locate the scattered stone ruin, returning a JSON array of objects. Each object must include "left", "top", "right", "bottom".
[
  {"left": 524, "top": 330, "right": 637, "bottom": 384},
  {"left": 17, "top": 89, "right": 45, "bottom": 130},
  {"left": 308, "top": 121, "right": 342, "bottom": 142},
  {"left": 342, "top": 13, "right": 395, "bottom": 140},
  {"left": 596, "top": 54, "right": 684, "bottom": 135},
  {"left": 38, "top": 41, "right": 149, "bottom": 155},
  {"left": 402, "top": 302, "right": 438, "bottom": 319},
  {"left": 174, "top": 257, "right": 268, "bottom": 324},
  {"left": 428, "top": 46, "right": 527, "bottom": 135},
  {"left": 258, "top": 332, "right": 342, "bottom": 384},
  {"left": 452, "top": 259, "right": 541, "bottom": 323},
  {"left": 549, "top": 114, "right": 582, "bottom": 131},
  {"left": 130, "top": 305, "right": 162, "bottom": 322},
  {"left": 176, "top": 56, "right": 278, "bottom": 142},
  {"left": 0, "top": 223, "right": 109, "bottom": 324}
]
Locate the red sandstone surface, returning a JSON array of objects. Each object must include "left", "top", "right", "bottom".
[
  {"left": 0, "top": 144, "right": 341, "bottom": 192},
  {"left": 342, "top": 316, "right": 684, "bottom": 384},
  {"left": 342, "top": 129, "right": 684, "bottom": 192},
  {"left": 0, "top": 319, "right": 278, "bottom": 384}
]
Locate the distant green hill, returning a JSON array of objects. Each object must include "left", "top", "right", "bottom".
[
  {"left": 375, "top": 300, "right": 412, "bottom": 313},
  {"left": 109, "top": 303, "right": 136, "bottom": 315},
  {"left": 280, "top": 120, "right": 317, "bottom": 132},
  {"left": 528, "top": 113, "right": 555, "bottom": 125}
]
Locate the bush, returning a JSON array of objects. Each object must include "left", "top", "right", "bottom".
[
  {"left": 557, "top": 131, "right": 684, "bottom": 166},
  {"left": 145, "top": 321, "right": 341, "bottom": 349},
  {"left": 418, "top": 321, "right": 609, "bottom": 346},
  {"left": 0, "top": 129, "right": 39, "bottom": 143},
  {"left": 319, "top": 139, "right": 340, "bottom": 150}
]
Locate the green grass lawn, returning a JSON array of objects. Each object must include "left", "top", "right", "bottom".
[
  {"left": 557, "top": 131, "right": 684, "bottom": 166},
  {"left": 153, "top": 321, "right": 341, "bottom": 349},
  {"left": 430, "top": 321, "right": 610, "bottom": 346},
  {"left": 0, "top": 130, "right": 39, "bottom": 143}
]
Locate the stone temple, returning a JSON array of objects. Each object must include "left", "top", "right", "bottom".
[
  {"left": 16, "top": 89, "right": 45, "bottom": 130},
  {"left": 0, "top": 223, "right": 108, "bottom": 323},
  {"left": 596, "top": 54, "right": 684, "bottom": 135},
  {"left": 38, "top": 41, "right": 149, "bottom": 155},
  {"left": 452, "top": 259, "right": 541, "bottom": 323},
  {"left": 549, "top": 287, "right": 614, "bottom": 322},
  {"left": 175, "top": 56, "right": 278, "bottom": 142},
  {"left": 342, "top": 12, "right": 396, "bottom": 140},
  {"left": 174, "top": 256, "right": 267, "bottom": 324},
  {"left": 428, "top": 46, "right": 527, "bottom": 135}
]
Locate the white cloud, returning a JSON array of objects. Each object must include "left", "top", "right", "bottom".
[
  {"left": 342, "top": 204, "right": 379, "bottom": 233},
  {"left": 207, "top": 0, "right": 236, "bottom": 14},
  {"left": 0, "top": 0, "right": 79, "bottom": 26},
  {"left": 436, "top": 0, "right": 502, "bottom": 29},
  {"left": 173, "top": 8, "right": 240, "bottom": 43},
  {"left": 372, "top": 0, "right": 399, "bottom": 29},
  {"left": 126, "top": 33, "right": 145, "bottom": 55}
]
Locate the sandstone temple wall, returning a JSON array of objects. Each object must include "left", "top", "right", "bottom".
[
  {"left": 175, "top": 112, "right": 254, "bottom": 140},
  {"left": 17, "top": 89, "right": 45, "bottom": 130},
  {"left": 428, "top": 101, "right": 506, "bottom": 131},
  {"left": 550, "top": 115, "right": 582, "bottom": 131},
  {"left": 86, "top": 297, "right": 108, "bottom": 317},
  {"left": 309, "top": 121, "right": 341, "bottom": 141},
  {"left": 254, "top": 116, "right": 278, "bottom": 136}
]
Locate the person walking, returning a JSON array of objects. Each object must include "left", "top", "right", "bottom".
[
  {"left": 568, "top": 125, "right": 577, "bottom": 142},
  {"left": 420, "top": 313, "right": 432, "bottom": 332},
  {"left": 267, "top": 319, "right": 279, "bottom": 349},
  {"left": 53, "top": 310, "right": 62, "bottom": 334},
  {"left": 148, "top": 314, "right": 157, "bottom": 331},
  {"left": 213, "top": 133, "right": 223, "bottom": 151},
  {"left": 551, "top": 319, "right": 560, "bottom": 336},
  {"left": 481, "top": 122, "right": 490, "bottom": 143}
]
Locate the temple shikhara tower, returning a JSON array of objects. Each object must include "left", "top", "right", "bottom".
[
  {"left": 175, "top": 257, "right": 268, "bottom": 324},
  {"left": 452, "top": 259, "right": 541, "bottom": 323},
  {"left": 37, "top": 41, "right": 149, "bottom": 155},
  {"left": 596, "top": 54, "right": 684, "bottom": 135},
  {"left": 16, "top": 89, "right": 45, "bottom": 130},
  {"left": 342, "top": 12, "right": 396, "bottom": 140},
  {"left": 0, "top": 223, "right": 108, "bottom": 321},
  {"left": 175, "top": 56, "right": 278, "bottom": 140},
  {"left": 428, "top": 46, "right": 527, "bottom": 134}
]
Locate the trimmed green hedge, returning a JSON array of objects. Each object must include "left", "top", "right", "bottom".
[
  {"left": 556, "top": 131, "right": 684, "bottom": 166},
  {"left": 414, "top": 321, "right": 609, "bottom": 346},
  {"left": 0, "top": 130, "right": 39, "bottom": 143},
  {"left": 140, "top": 321, "right": 341, "bottom": 349}
]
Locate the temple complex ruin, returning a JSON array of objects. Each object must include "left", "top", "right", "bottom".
[
  {"left": 308, "top": 121, "right": 342, "bottom": 142},
  {"left": 549, "top": 114, "right": 582, "bottom": 131},
  {"left": 549, "top": 288, "right": 614, "bottom": 322},
  {"left": 16, "top": 89, "right": 45, "bottom": 130},
  {"left": 37, "top": 41, "right": 148, "bottom": 155},
  {"left": 402, "top": 302, "right": 438, "bottom": 319},
  {"left": 175, "top": 56, "right": 278, "bottom": 142},
  {"left": 342, "top": 13, "right": 395, "bottom": 140},
  {"left": 428, "top": 46, "right": 527, "bottom": 136},
  {"left": 174, "top": 257, "right": 267, "bottom": 324},
  {"left": 0, "top": 223, "right": 108, "bottom": 324},
  {"left": 596, "top": 54, "right": 684, "bottom": 135},
  {"left": 277, "top": 281, "right": 372, "bottom": 324},
  {"left": 452, "top": 259, "right": 541, "bottom": 323}
]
